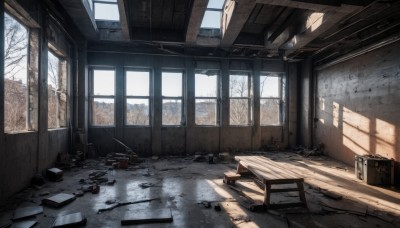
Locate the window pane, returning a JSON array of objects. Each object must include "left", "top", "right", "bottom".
[
  {"left": 201, "top": 10, "right": 221, "bottom": 29},
  {"left": 4, "top": 13, "right": 28, "bottom": 132},
  {"left": 92, "top": 98, "right": 114, "bottom": 125},
  {"left": 229, "top": 75, "right": 248, "bottom": 97},
  {"left": 48, "top": 51, "right": 65, "bottom": 129},
  {"left": 93, "top": 69, "right": 115, "bottom": 95},
  {"left": 195, "top": 72, "right": 217, "bottom": 97},
  {"left": 260, "top": 75, "right": 280, "bottom": 98},
  {"left": 126, "top": 99, "right": 149, "bottom": 125},
  {"left": 260, "top": 99, "right": 280, "bottom": 125},
  {"left": 207, "top": 0, "right": 225, "bottom": 9},
  {"left": 162, "top": 99, "right": 182, "bottom": 125},
  {"left": 94, "top": 3, "right": 119, "bottom": 20},
  {"left": 230, "top": 99, "right": 249, "bottom": 125},
  {"left": 162, "top": 72, "right": 182, "bottom": 97},
  {"left": 126, "top": 71, "right": 150, "bottom": 96},
  {"left": 195, "top": 99, "right": 217, "bottom": 125}
]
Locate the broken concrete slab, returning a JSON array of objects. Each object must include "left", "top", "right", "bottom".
[
  {"left": 46, "top": 168, "right": 64, "bottom": 182},
  {"left": 53, "top": 212, "right": 87, "bottom": 228},
  {"left": 12, "top": 206, "right": 43, "bottom": 220},
  {"left": 42, "top": 193, "right": 76, "bottom": 208},
  {"left": 121, "top": 208, "right": 173, "bottom": 225},
  {"left": 12, "top": 220, "right": 37, "bottom": 228}
]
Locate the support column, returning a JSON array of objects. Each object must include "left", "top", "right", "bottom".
[
  {"left": 252, "top": 60, "right": 261, "bottom": 150},
  {"left": 152, "top": 57, "right": 162, "bottom": 155},
  {"left": 185, "top": 58, "right": 195, "bottom": 153},
  {"left": 115, "top": 66, "right": 124, "bottom": 141},
  {"left": 0, "top": 0, "right": 5, "bottom": 201},
  {"left": 219, "top": 59, "right": 229, "bottom": 152}
]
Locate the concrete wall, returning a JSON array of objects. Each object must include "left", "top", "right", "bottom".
[
  {"left": 0, "top": 0, "right": 82, "bottom": 203},
  {"left": 87, "top": 52, "right": 298, "bottom": 156},
  {"left": 315, "top": 41, "right": 400, "bottom": 182}
]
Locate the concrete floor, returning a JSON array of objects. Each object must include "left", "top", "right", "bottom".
[{"left": 1, "top": 151, "right": 400, "bottom": 228}]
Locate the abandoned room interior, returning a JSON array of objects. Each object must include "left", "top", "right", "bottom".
[{"left": 0, "top": 0, "right": 400, "bottom": 227}]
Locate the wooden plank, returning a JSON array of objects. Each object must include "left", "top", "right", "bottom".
[{"left": 121, "top": 208, "right": 173, "bottom": 225}]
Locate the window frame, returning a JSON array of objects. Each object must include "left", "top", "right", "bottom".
[
  {"left": 161, "top": 70, "right": 185, "bottom": 126},
  {"left": 259, "top": 72, "right": 283, "bottom": 126},
  {"left": 229, "top": 71, "right": 253, "bottom": 126},
  {"left": 124, "top": 68, "right": 152, "bottom": 127},
  {"left": 89, "top": 67, "right": 116, "bottom": 127},
  {"left": 194, "top": 69, "right": 220, "bottom": 126}
]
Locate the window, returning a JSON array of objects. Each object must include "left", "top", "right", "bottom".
[
  {"left": 48, "top": 50, "right": 68, "bottom": 129},
  {"left": 229, "top": 72, "right": 252, "bottom": 126},
  {"left": 195, "top": 70, "right": 219, "bottom": 125},
  {"left": 200, "top": 0, "right": 224, "bottom": 29},
  {"left": 260, "top": 73, "right": 282, "bottom": 125},
  {"left": 91, "top": 69, "right": 115, "bottom": 126},
  {"left": 93, "top": 0, "right": 119, "bottom": 21},
  {"left": 125, "top": 70, "right": 150, "bottom": 126},
  {"left": 162, "top": 71, "right": 183, "bottom": 126},
  {"left": 4, "top": 13, "right": 29, "bottom": 132}
]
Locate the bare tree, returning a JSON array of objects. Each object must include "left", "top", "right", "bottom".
[{"left": 230, "top": 75, "right": 250, "bottom": 125}]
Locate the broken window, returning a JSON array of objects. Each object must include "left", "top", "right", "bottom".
[
  {"left": 229, "top": 72, "right": 252, "bottom": 126},
  {"left": 125, "top": 70, "right": 150, "bottom": 126},
  {"left": 93, "top": 0, "right": 119, "bottom": 21},
  {"left": 4, "top": 13, "right": 29, "bottom": 133},
  {"left": 91, "top": 69, "right": 115, "bottom": 126},
  {"left": 260, "top": 73, "right": 282, "bottom": 126},
  {"left": 200, "top": 0, "right": 224, "bottom": 29},
  {"left": 162, "top": 71, "right": 183, "bottom": 126},
  {"left": 195, "top": 70, "right": 219, "bottom": 125},
  {"left": 48, "top": 50, "right": 68, "bottom": 129}
]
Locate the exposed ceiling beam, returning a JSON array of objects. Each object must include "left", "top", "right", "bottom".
[
  {"left": 117, "top": 0, "right": 130, "bottom": 41},
  {"left": 256, "top": 0, "right": 361, "bottom": 13},
  {"left": 57, "top": 0, "right": 98, "bottom": 40},
  {"left": 282, "top": 5, "right": 362, "bottom": 57},
  {"left": 220, "top": 0, "right": 257, "bottom": 48},
  {"left": 185, "top": 0, "right": 208, "bottom": 45}
]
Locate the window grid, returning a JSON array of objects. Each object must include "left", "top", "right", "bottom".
[
  {"left": 195, "top": 70, "right": 219, "bottom": 126},
  {"left": 162, "top": 71, "right": 184, "bottom": 126},
  {"left": 125, "top": 70, "right": 151, "bottom": 126},
  {"left": 90, "top": 68, "right": 115, "bottom": 126},
  {"left": 229, "top": 72, "right": 252, "bottom": 126},
  {"left": 260, "top": 72, "right": 283, "bottom": 126}
]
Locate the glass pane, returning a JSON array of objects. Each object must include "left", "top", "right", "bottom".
[
  {"left": 229, "top": 75, "right": 249, "bottom": 97},
  {"left": 195, "top": 72, "right": 217, "bottom": 97},
  {"left": 162, "top": 72, "right": 182, "bottom": 97},
  {"left": 4, "top": 13, "right": 28, "bottom": 132},
  {"left": 201, "top": 11, "right": 221, "bottom": 29},
  {"left": 93, "top": 69, "right": 115, "bottom": 95},
  {"left": 94, "top": 3, "right": 120, "bottom": 20},
  {"left": 195, "top": 99, "right": 217, "bottom": 125},
  {"left": 207, "top": 0, "right": 225, "bottom": 9},
  {"left": 126, "top": 99, "right": 149, "bottom": 125},
  {"left": 230, "top": 99, "right": 249, "bottom": 125},
  {"left": 126, "top": 71, "right": 150, "bottom": 96},
  {"left": 260, "top": 75, "right": 280, "bottom": 98},
  {"left": 260, "top": 99, "right": 280, "bottom": 125},
  {"left": 162, "top": 99, "right": 182, "bottom": 125},
  {"left": 48, "top": 51, "right": 60, "bottom": 129},
  {"left": 92, "top": 98, "right": 114, "bottom": 125}
]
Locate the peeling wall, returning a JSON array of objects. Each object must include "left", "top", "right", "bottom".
[{"left": 315, "top": 41, "right": 400, "bottom": 183}]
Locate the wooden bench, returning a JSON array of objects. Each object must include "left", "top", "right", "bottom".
[
  {"left": 234, "top": 156, "right": 307, "bottom": 209},
  {"left": 223, "top": 172, "right": 241, "bottom": 184}
]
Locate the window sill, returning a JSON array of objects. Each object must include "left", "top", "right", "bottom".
[{"left": 5, "top": 130, "right": 36, "bottom": 135}]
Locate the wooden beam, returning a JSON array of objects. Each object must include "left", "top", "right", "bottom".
[
  {"left": 117, "top": 0, "right": 130, "bottom": 41},
  {"left": 220, "top": 0, "right": 257, "bottom": 48},
  {"left": 256, "top": 0, "right": 361, "bottom": 13},
  {"left": 185, "top": 0, "right": 208, "bottom": 45},
  {"left": 282, "top": 6, "right": 361, "bottom": 56}
]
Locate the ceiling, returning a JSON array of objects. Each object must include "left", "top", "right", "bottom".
[{"left": 58, "top": 0, "right": 400, "bottom": 65}]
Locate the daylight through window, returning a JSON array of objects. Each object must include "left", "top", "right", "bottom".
[
  {"left": 4, "top": 13, "right": 29, "bottom": 133},
  {"left": 91, "top": 69, "right": 115, "bottom": 126},
  {"left": 93, "top": 0, "right": 119, "bottom": 21},
  {"left": 195, "top": 70, "right": 219, "bottom": 125},
  {"left": 200, "top": 0, "right": 225, "bottom": 29},
  {"left": 126, "top": 70, "right": 150, "bottom": 126},
  {"left": 260, "top": 73, "right": 282, "bottom": 125},
  {"left": 162, "top": 71, "right": 183, "bottom": 126},
  {"left": 229, "top": 72, "right": 252, "bottom": 126},
  {"left": 48, "top": 50, "right": 68, "bottom": 129}
]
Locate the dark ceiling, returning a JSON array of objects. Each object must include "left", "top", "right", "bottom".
[{"left": 58, "top": 0, "right": 400, "bottom": 65}]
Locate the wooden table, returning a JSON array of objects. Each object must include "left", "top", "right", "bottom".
[{"left": 234, "top": 156, "right": 308, "bottom": 209}]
